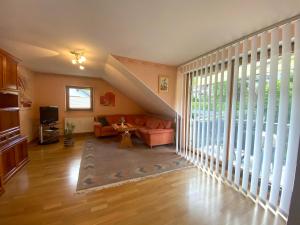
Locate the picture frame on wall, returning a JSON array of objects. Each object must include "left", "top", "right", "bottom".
[{"left": 158, "top": 76, "right": 169, "bottom": 92}]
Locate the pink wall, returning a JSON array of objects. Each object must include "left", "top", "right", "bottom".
[
  {"left": 18, "top": 67, "right": 145, "bottom": 140},
  {"left": 113, "top": 55, "right": 177, "bottom": 108},
  {"left": 18, "top": 66, "right": 37, "bottom": 141}
]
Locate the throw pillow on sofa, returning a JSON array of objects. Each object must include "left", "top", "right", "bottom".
[
  {"left": 98, "top": 117, "right": 109, "bottom": 126},
  {"left": 146, "top": 118, "right": 161, "bottom": 129},
  {"left": 162, "top": 120, "right": 172, "bottom": 129}
]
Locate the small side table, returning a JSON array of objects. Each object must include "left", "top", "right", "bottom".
[{"left": 112, "top": 123, "right": 137, "bottom": 148}]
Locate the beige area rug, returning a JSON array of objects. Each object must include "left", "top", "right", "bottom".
[{"left": 77, "top": 137, "right": 193, "bottom": 192}]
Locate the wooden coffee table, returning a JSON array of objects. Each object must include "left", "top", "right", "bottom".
[{"left": 112, "top": 123, "right": 137, "bottom": 148}]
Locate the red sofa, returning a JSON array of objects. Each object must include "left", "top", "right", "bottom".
[{"left": 94, "top": 114, "right": 174, "bottom": 148}]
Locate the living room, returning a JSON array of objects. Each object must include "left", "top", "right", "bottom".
[{"left": 1, "top": 1, "right": 300, "bottom": 225}]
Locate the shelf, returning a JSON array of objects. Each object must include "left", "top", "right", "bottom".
[
  {"left": 0, "top": 89, "right": 19, "bottom": 95},
  {"left": 0, "top": 107, "right": 19, "bottom": 112}
]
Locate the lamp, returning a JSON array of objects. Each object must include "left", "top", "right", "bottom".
[{"left": 70, "top": 50, "right": 86, "bottom": 70}]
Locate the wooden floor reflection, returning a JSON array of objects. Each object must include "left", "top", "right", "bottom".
[{"left": 0, "top": 135, "right": 286, "bottom": 225}]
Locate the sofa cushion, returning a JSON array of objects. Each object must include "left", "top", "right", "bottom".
[
  {"left": 139, "top": 128, "right": 173, "bottom": 135},
  {"left": 162, "top": 120, "right": 172, "bottom": 129},
  {"left": 157, "top": 122, "right": 164, "bottom": 129},
  {"left": 98, "top": 116, "right": 109, "bottom": 126},
  {"left": 145, "top": 118, "right": 161, "bottom": 129},
  {"left": 135, "top": 117, "right": 145, "bottom": 126},
  {"left": 125, "top": 115, "right": 135, "bottom": 124}
]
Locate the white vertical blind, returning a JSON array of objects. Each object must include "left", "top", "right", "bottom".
[
  {"left": 191, "top": 71, "right": 196, "bottom": 162},
  {"left": 205, "top": 55, "right": 213, "bottom": 169},
  {"left": 279, "top": 19, "right": 300, "bottom": 216},
  {"left": 221, "top": 47, "right": 232, "bottom": 178},
  {"left": 250, "top": 31, "right": 268, "bottom": 197},
  {"left": 197, "top": 59, "right": 205, "bottom": 166},
  {"left": 200, "top": 57, "right": 208, "bottom": 167},
  {"left": 227, "top": 44, "right": 239, "bottom": 182},
  {"left": 196, "top": 60, "right": 203, "bottom": 164},
  {"left": 269, "top": 23, "right": 292, "bottom": 208},
  {"left": 191, "top": 70, "right": 197, "bottom": 163},
  {"left": 216, "top": 49, "right": 225, "bottom": 174},
  {"left": 210, "top": 52, "right": 218, "bottom": 172},
  {"left": 193, "top": 68, "right": 199, "bottom": 163},
  {"left": 242, "top": 35, "right": 258, "bottom": 192},
  {"left": 187, "top": 72, "right": 192, "bottom": 159},
  {"left": 259, "top": 28, "right": 279, "bottom": 201},
  {"left": 183, "top": 73, "right": 188, "bottom": 157},
  {"left": 178, "top": 18, "right": 300, "bottom": 219},
  {"left": 234, "top": 39, "right": 248, "bottom": 187}
]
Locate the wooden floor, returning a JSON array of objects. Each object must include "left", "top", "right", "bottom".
[{"left": 0, "top": 135, "right": 286, "bottom": 225}]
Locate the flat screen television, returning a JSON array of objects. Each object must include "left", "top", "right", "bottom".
[{"left": 40, "top": 106, "right": 59, "bottom": 124}]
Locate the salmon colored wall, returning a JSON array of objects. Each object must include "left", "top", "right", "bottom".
[
  {"left": 18, "top": 67, "right": 146, "bottom": 139},
  {"left": 113, "top": 55, "right": 177, "bottom": 108},
  {"left": 33, "top": 72, "right": 145, "bottom": 134},
  {"left": 18, "top": 66, "right": 37, "bottom": 142}
]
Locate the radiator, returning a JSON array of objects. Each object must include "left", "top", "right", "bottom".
[{"left": 65, "top": 117, "right": 94, "bottom": 133}]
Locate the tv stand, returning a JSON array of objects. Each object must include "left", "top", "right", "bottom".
[{"left": 39, "top": 122, "right": 59, "bottom": 145}]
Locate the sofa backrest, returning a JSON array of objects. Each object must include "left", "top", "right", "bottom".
[{"left": 96, "top": 114, "right": 173, "bottom": 129}]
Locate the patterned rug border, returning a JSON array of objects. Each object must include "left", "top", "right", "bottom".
[{"left": 76, "top": 165, "right": 194, "bottom": 194}]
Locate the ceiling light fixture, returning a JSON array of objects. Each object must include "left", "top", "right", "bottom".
[{"left": 70, "top": 50, "right": 86, "bottom": 70}]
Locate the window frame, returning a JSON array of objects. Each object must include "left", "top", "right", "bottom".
[{"left": 65, "top": 86, "right": 94, "bottom": 111}]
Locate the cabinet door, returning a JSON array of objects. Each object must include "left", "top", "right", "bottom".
[
  {"left": 0, "top": 53, "right": 4, "bottom": 89},
  {"left": 15, "top": 140, "right": 28, "bottom": 165},
  {"left": 3, "top": 56, "right": 18, "bottom": 91},
  {"left": 1, "top": 147, "right": 16, "bottom": 178}
]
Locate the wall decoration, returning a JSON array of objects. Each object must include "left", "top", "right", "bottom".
[
  {"left": 158, "top": 76, "right": 169, "bottom": 92},
  {"left": 100, "top": 92, "right": 115, "bottom": 106},
  {"left": 17, "top": 72, "right": 33, "bottom": 108}
]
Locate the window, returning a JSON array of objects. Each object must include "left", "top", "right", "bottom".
[{"left": 66, "top": 86, "right": 93, "bottom": 111}]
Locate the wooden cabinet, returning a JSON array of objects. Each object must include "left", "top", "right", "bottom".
[
  {"left": 0, "top": 137, "right": 28, "bottom": 183},
  {"left": 4, "top": 57, "right": 18, "bottom": 91},
  {"left": 0, "top": 48, "right": 27, "bottom": 195},
  {"left": 0, "top": 49, "right": 19, "bottom": 92},
  {"left": 0, "top": 53, "right": 4, "bottom": 89}
]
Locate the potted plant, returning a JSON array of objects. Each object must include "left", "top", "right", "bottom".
[{"left": 64, "top": 122, "right": 75, "bottom": 147}]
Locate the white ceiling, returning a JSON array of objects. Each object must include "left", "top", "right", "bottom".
[{"left": 0, "top": 0, "right": 299, "bottom": 76}]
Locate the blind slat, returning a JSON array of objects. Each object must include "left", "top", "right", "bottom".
[
  {"left": 210, "top": 52, "right": 219, "bottom": 172},
  {"left": 186, "top": 73, "right": 192, "bottom": 159},
  {"left": 242, "top": 35, "right": 258, "bottom": 192},
  {"left": 259, "top": 28, "right": 279, "bottom": 201},
  {"left": 196, "top": 60, "right": 203, "bottom": 164},
  {"left": 200, "top": 57, "right": 208, "bottom": 167},
  {"left": 205, "top": 55, "right": 213, "bottom": 169},
  {"left": 234, "top": 39, "right": 248, "bottom": 186},
  {"left": 216, "top": 49, "right": 225, "bottom": 174},
  {"left": 221, "top": 47, "right": 233, "bottom": 178},
  {"left": 183, "top": 73, "right": 188, "bottom": 157},
  {"left": 250, "top": 31, "right": 268, "bottom": 197},
  {"left": 269, "top": 23, "right": 291, "bottom": 208},
  {"left": 279, "top": 19, "right": 300, "bottom": 216},
  {"left": 227, "top": 44, "right": 239, "bottom": 182}
]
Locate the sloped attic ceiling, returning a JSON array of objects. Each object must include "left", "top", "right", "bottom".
[
  {"left": 104, "top": 55, "right": 175, "bottom": 117},
  {"left": 0, "top": 1, "right": 299, "bottom": 117}
]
